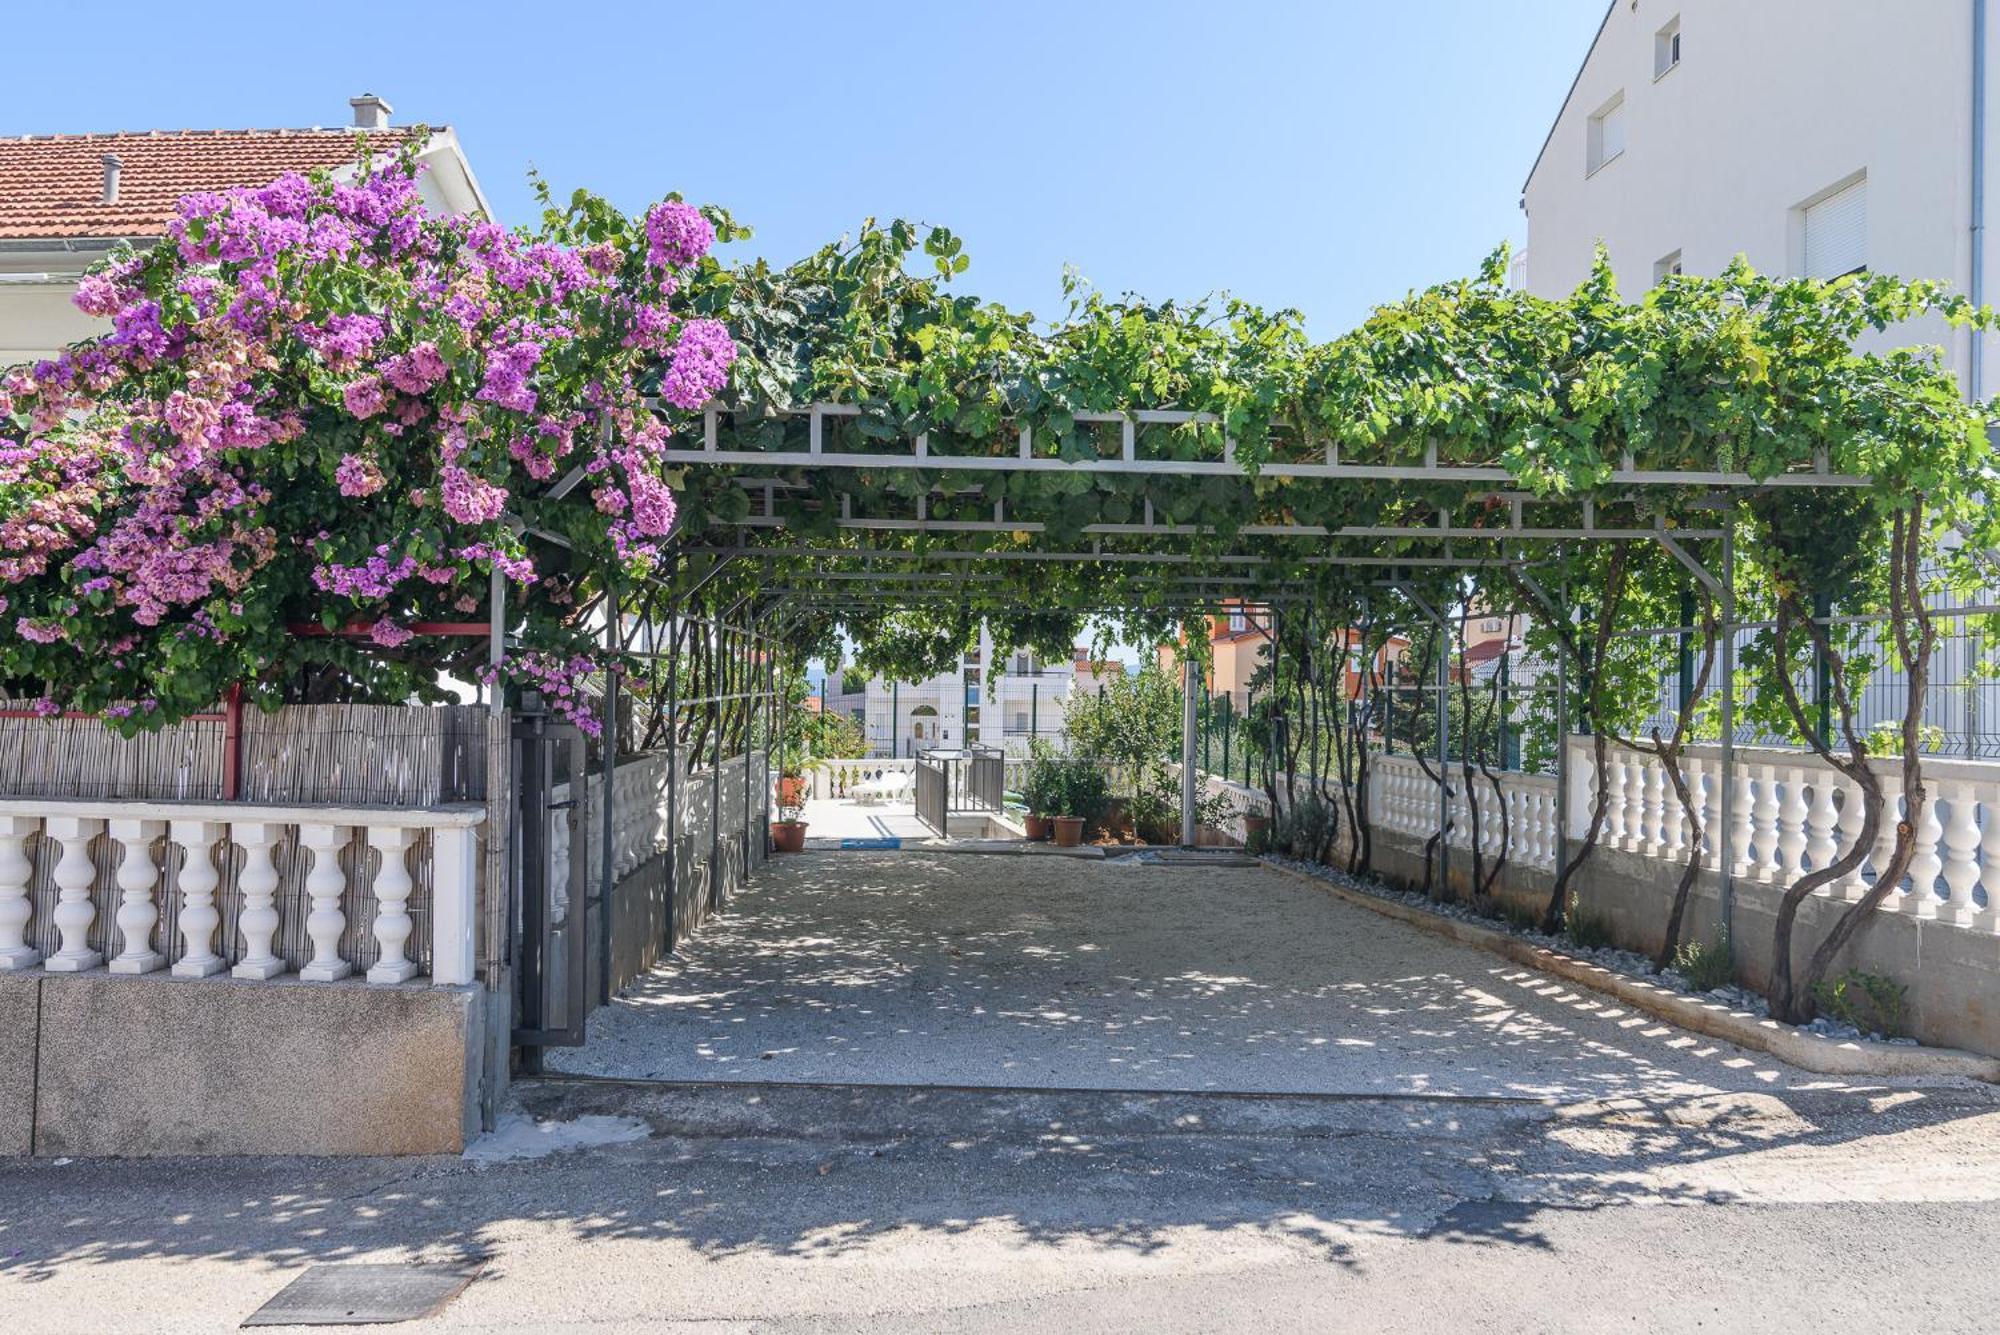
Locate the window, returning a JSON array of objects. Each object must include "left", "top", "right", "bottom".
[
  {"left": 1803, "top": 178, "right": 1867, "bottom": 279},
  {"left": 1653, "top": 250, "right": 1683, "bottom": 286},
  {"left": 1587, "top": 94, "right": 1626, "bottom": 175},
  {"left": 1480, "top": 618, "right": 1504, "bottom": 634},
  {"left": 1654, "top": 17, "right": 1681, "bottom": 78},
  {"left": 1228, "top": 609, "right": 1248, "bottom": 634}
]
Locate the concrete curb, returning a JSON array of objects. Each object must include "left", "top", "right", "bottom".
[{"left": 1261, "top": 859, "right": 2000, "bottom": 1084}]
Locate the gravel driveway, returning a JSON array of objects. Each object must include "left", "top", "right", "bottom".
[{"left": 550, "top": 850, "right": 1852, "bottom": 1100}]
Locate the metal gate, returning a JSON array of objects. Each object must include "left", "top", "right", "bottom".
[
  {"left": 914, "top": 745, "right": 1005, "bottom": 834},
  {"left": 511, "top": 710, "right": 588, "bottom": 1064}
]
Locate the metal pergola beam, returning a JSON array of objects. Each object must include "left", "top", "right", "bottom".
[{"left": 668, "top": 404, "right": 1868, "bottom": 490}]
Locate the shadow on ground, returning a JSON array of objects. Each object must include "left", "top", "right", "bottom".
[{"left": 553, "top": 851, "right": 1878, "bottom": 1103}]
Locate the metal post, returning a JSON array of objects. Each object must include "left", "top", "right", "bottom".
[
  {"left": 597, "top": 563, "right": 617, "bottom": 1007},
  {"left": 664, "top": 613, "right": 679, "bottom": 956},
  {"left": 1030, "top": 682, "right": 1038, "bottom": 742},
  {"left": 1436, "top": 614, "right": 1451, "bottom": 895},
  {"left": 1717, "top": 526, "right": 1737, "bottom": 939},
  {"left": 741, "top": 625, "right": 753, "bottom": 878},
  {"left": 1678, "top": 584, "right": 1696, "bottom": 718},
  {"left": 1554, "top": 584, "right": 1571, "bottom": 889},
  {"left": 709, "top": 617, "right": 723, "bottom": 913},
  {"left": 1813, "top": 588, "right": 1833, "bottom": 750},
  {"left": 1181, "top": 634, "right": 1199, "bottom": 847},
  {"left": 891, "top": 679, "right": 899, "bottom": 758},
  {"left": 480, "top": 564, "right": 509, "bottom": 1128}
]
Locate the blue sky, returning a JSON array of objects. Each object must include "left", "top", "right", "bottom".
[{"left": 3, "top": 0, "right": 1606, "bottom": 336}]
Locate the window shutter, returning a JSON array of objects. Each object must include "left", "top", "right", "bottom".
[{"left": 1804, "top": 180, "right": 1867, "bottom": 279}]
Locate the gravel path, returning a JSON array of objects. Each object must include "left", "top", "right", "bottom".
[{"left": 549, "top": 850, "right": 1863, "bottom": 1100}]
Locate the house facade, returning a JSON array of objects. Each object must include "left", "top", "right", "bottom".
[
  {"left": 820, "top": 627, "right": 1103, "bottom": 759},
  {"left": 1521, "top": 3, "right": 2000, "bottom": 752},
  {"left": 1520, "top": 0, "right": 1998, "bottom": 399},
  {"left": 1158, "top": 602, "right": 1410, "bottom": 714},
  {"left": 1, "top": 95, "right": 489, "bottom": 367}
]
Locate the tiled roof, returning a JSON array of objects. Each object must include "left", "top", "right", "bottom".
[{"left": 0, "top": 127, "right": 432, "bottom": 241}]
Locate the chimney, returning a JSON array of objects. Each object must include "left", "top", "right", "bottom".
[
  {"left": 100, "top": 154, "right": 122, "bottom": 204},
  {"left": 348, "top": 93, "right": 393, "bottom": 130}
]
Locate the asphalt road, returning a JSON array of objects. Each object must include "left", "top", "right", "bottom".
[{"left": 7, "top": 1077, "right": 1999, "bottom": 1333}]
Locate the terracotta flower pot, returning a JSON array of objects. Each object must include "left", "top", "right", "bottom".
[
  {"left": 771, "top": 820, "right": 808, "bottom": 853},
  {"left": 1025, "top": 813, "right": 1052, "bottom": 841},
  {"left": 777, "top": 775, "right": 808, "bottom": 808},
  {"left": 1052, "top": 816, "right": 1085, "bottom": 848}
]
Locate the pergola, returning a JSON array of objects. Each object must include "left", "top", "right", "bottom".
[{"left": 576, "top": 398, "right": 1875, "bottom": 933}]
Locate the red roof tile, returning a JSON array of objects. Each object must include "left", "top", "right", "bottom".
[{"left": 0, "top": 127, "right": 432, "bottom": 241}]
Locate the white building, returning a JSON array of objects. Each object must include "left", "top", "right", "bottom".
[
  {"left": 1520, "top": 0, "right": 1998, "bottom": 399},
  {"left": 822, "top": 631, "right": 1108, "bottom": 759},
  {"left": 1, "top": 95, "right": 489, "bottom": 367}
]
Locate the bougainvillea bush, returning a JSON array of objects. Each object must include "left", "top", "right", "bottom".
[{"left": 0, "top": 146, "right": 735, "bottom": 732}]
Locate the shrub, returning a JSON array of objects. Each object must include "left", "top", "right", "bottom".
[
  {"left": 1051, "top": 752, "right": 1110, "bottom": 823},
  {"left": 1812, "top": 969, "right": 1909, "bottom": 1038},
  {"left": 1561, "top": 890, "right": 1615, "bottom": 950},
  {"left": 1671, "top": 932, "right": 1735, "bottom": 992},
  {"left": 1279, "top": 794, "right": 1338, "bottom": 862},
  {"left": 1021, "top": 739, "right": 1065, "bottom": 816},
  {"left": 0, "top": 148, "right": 734, "bottom": 734}
]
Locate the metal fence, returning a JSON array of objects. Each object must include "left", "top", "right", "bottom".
[{"left": 1632, "top": 593, "right": 2000, "bottom": 760}]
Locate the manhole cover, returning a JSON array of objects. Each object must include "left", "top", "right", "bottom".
[{"left": 242, "top": 1263, "right": 483, "bottom": 1326}]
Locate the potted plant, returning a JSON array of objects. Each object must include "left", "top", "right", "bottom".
[
  {"left": 1020, "top": 740, "right": 1063, "bottom": 840},
  {"left": 770, "top": 796, "right": 808, "bottom": 853},
  {"left": 1241, "top": 809, "right": 1272, "bottom": 847},
  {"left": 1051, "top": 754, "right": 1109, "bottom": 848}
]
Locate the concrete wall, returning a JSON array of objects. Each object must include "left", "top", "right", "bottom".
[
  {"left": 1522, "top": 0, "right": 1996, "bottom": 392},
  {"left": 1349, "top": 820, "right": 2000, "bottom": 1060},
  {"left": 4, "top": 971, "right": 483, "bottom": 1157}
]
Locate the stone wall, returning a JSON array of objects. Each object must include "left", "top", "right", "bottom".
[{"left": 3, "top": 970, "right": 483, "bottom": 1156}]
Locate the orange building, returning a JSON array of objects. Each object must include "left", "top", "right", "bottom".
[{"left": 1157, "top": 602, "right": 1409, "bottom": 713}]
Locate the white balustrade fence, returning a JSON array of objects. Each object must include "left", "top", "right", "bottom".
[
  {"left": 0, "top": 799, "right": 482, "bottom": 986},
  {"left": 1204, "top": 738, "right": 2000, "bottom": 933},
  {"left": 1367, "top": 754, "right": 1561, "bottom": 872},
  {"left": 812, "top": 754, "right": 1030, "bottom": 803},
  {"left": 811, "top": 758, "right": 916, "bottom": 801},
  {"left": 1563, "top": 740, "right": 2000, "bottom": 932}
]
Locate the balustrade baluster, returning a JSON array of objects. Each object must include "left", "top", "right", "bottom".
[
  {"left": 1776, "top": 766, "right": 1810, "bottom": 883},
  {"left": 1682, "top": 757, "right": 1707, "bottom": 866},
  {"left": 367, "top": 825, "right": 419, "bottom": 984},
  {"left": 232, "top": 822, "right": 286, "bottom": 980},
  {"left": 1832, "top": 776, "right": 1870, "bottom": 899},
  {"left": 1730, "top": 762, "right": 1757, "bottom": 878},
  {"left": 1903, "top": 794, "right": 1944, "bottom": 918},
  {"left": 1603, "top": 753, "right": 1629, "bottom": 851},
  {"left": 43, "top": 815, "right": 104, "bottom": 973},
  {"left": 1870, "top": 789, "right": 1906, "bottom": 907},
  {"left": 1661, "top": 761, "right": 1687, "bottom": 859},
  {"left": 0, "top": 816, "right": 38, "bottom": 971},
  {"left": 297, "top": 823, "right": 353, "bottom": 981},
  {"left": 170, "top": 819, "right": 227, "bottom": 977},
  {"left": 1750, "top": 764, "right": 1782, "bottom": 881},
  {"left": 1804, "top": 775, "right": 1839, "bottom": 876},
  {"left": 106, "top": 818, "right": 165, "bottom": 974},
  {"left": 1637, "top": 756, "right": 1664, "bottom": 855},
  {"left": 1978, "top": 794, "right": 2000, "bottom": 933},
  {"left": 1940, "top": 782, "right": 1982, "bottom": 926}
]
